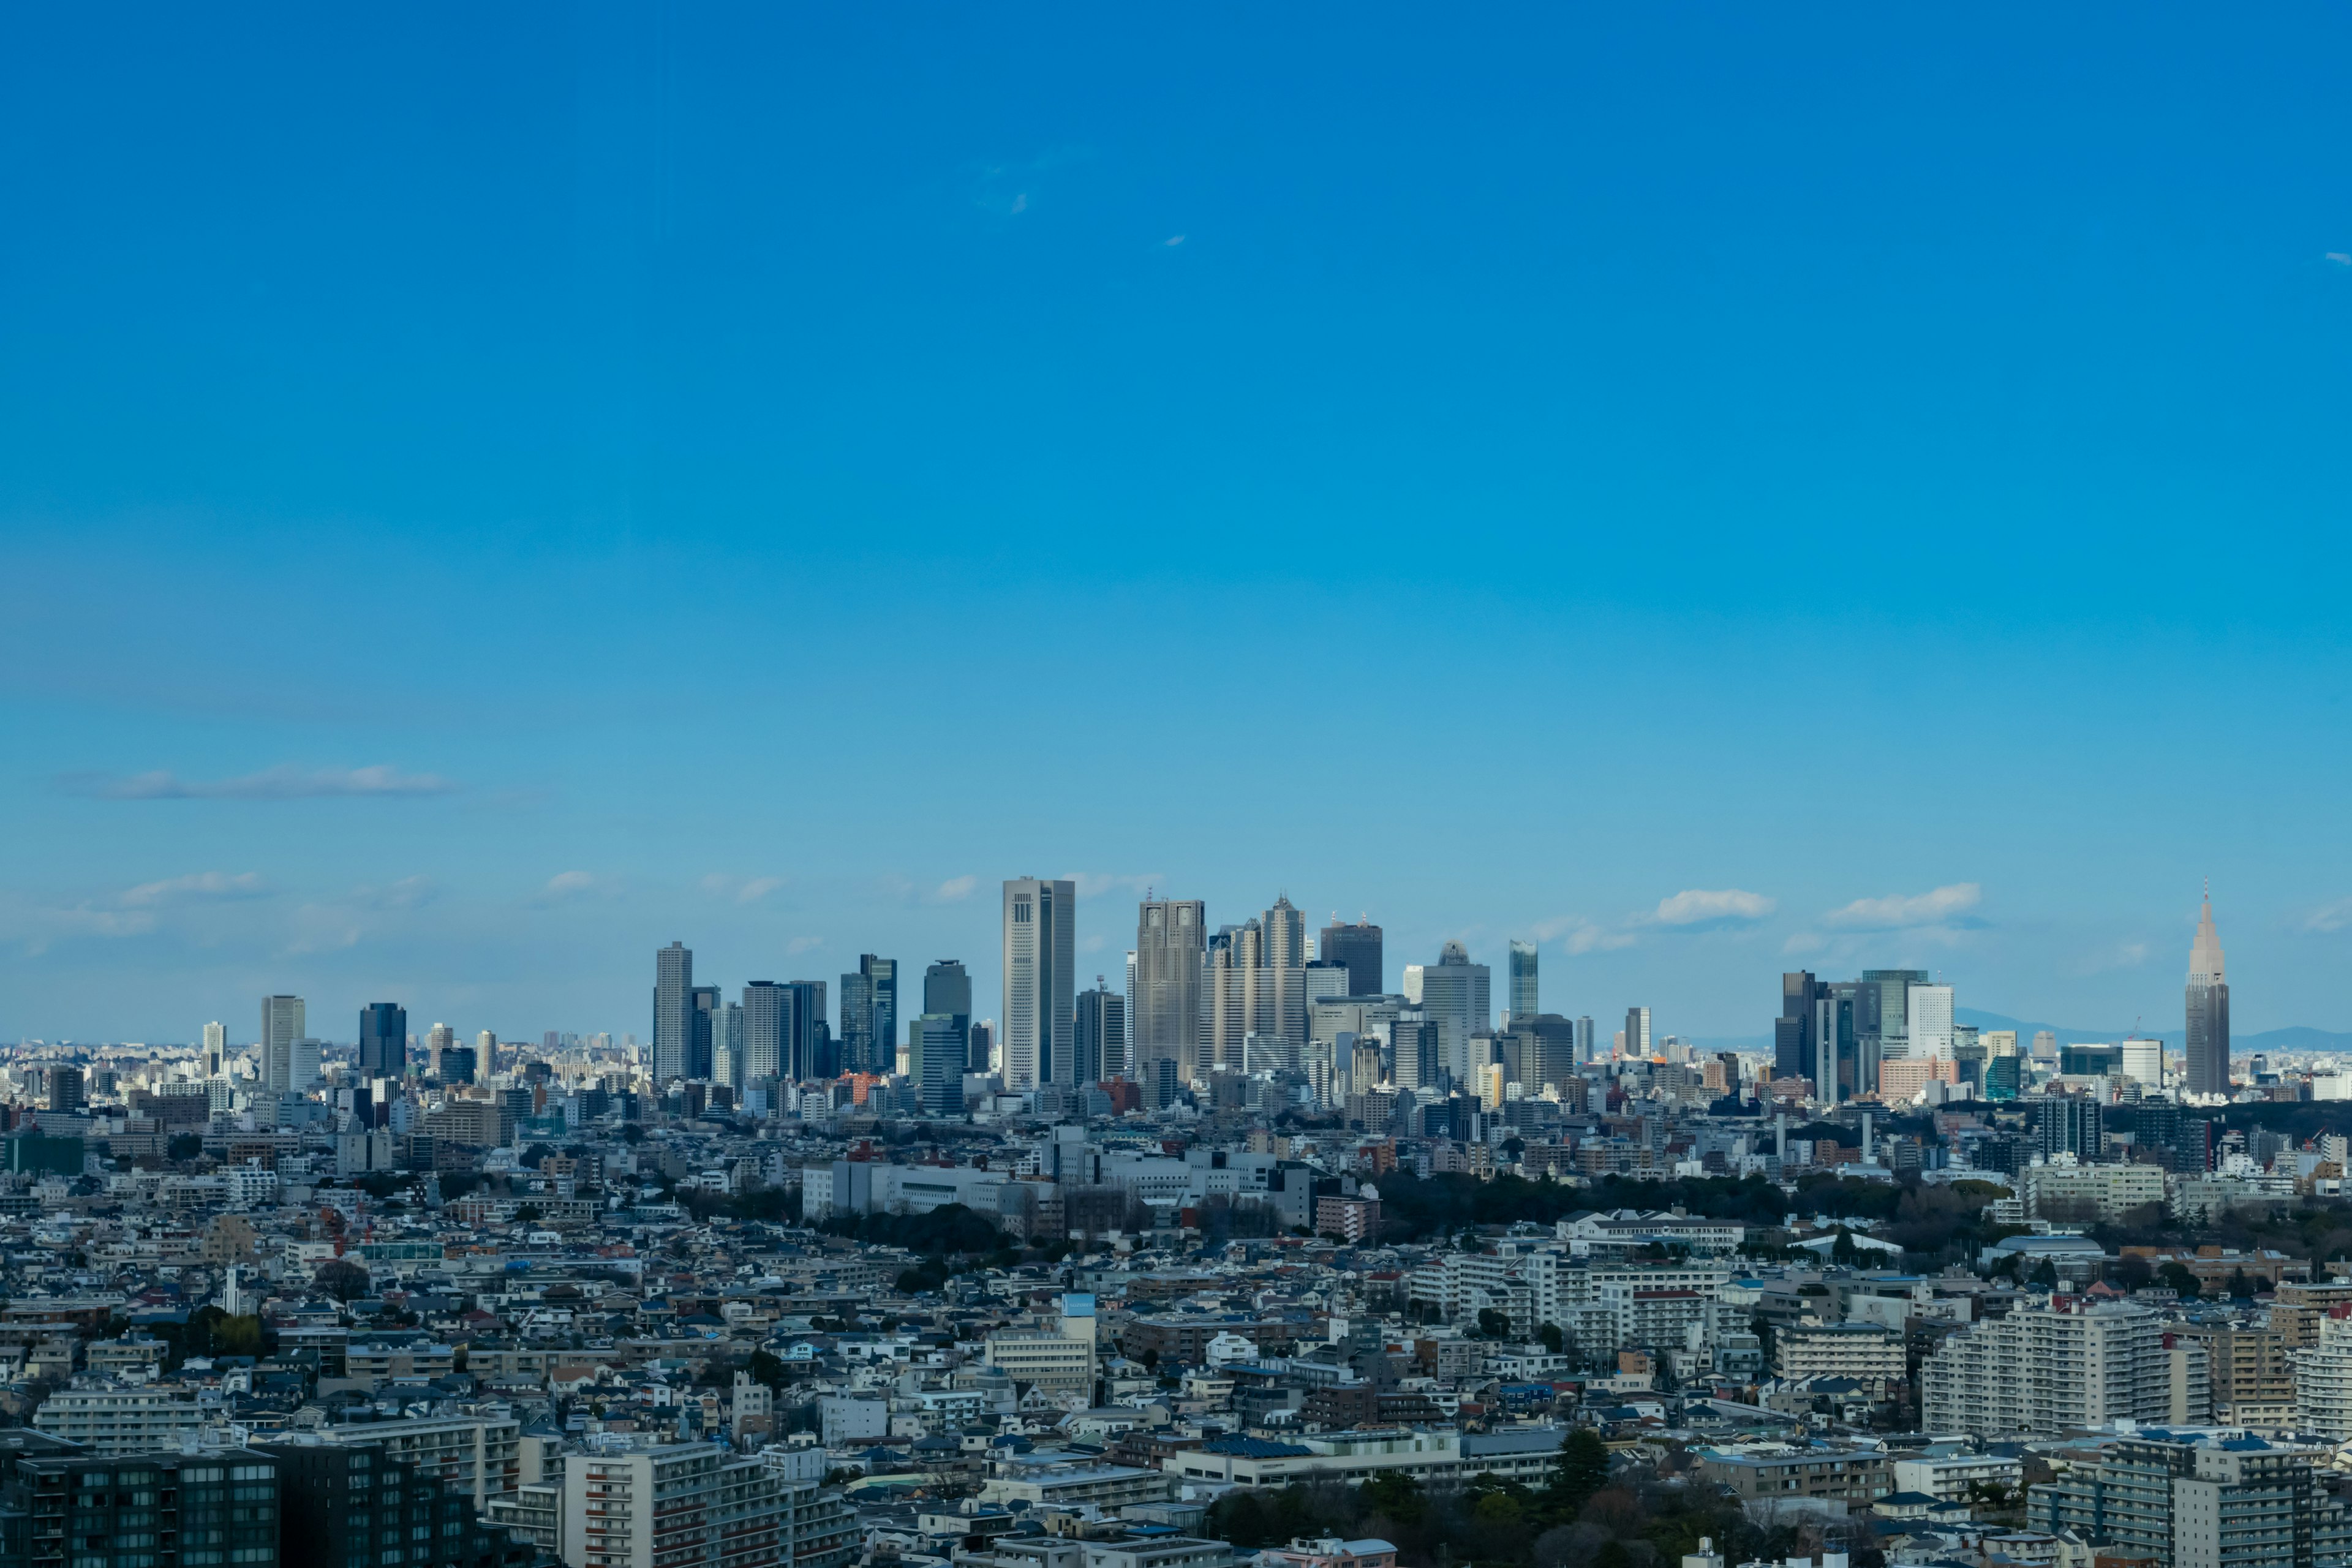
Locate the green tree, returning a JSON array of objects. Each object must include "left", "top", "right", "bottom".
[
  {"left": 1477, "top": 1307, "right": 1510, "bottom": 1339},
  {"left": 167, "top": 1133, "right": 204, "bottom": 1161},
  {"left": 745, "top": 1350, "right": 788, "bottom": 1390},
  {"left": 2159, "top": 1262, "right": 2201, "bottom": 1298},
  {"left": 1543, "top": 1429, "right": 1611, "bottom": 1520},
  {"left": 312, "top": 1258, "right": 370, "bottom": 1302},
  {"left": 1831, "top": 1227, "right": 1860, "bottom": 1264},
  {"left": 1360, "top": 1469, "right": 1424, "bottom": 1526},
  {"left": 1539, "top": 1322, "right": 1564, "bottom": 1354}
]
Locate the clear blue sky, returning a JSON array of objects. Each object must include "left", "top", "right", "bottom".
[{"left": 5, "top": 5, "right": 2350, "bottom": 1045}]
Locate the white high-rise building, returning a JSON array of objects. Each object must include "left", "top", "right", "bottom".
[
  {"left": 1416, "top": 942, "right": 1491, "bottom": 1084},
  {"left": 201, "top": 1022, "right": 227, "bottom": 1076},
  {"left": 1001, "top": 878, "right": 1076, "bottom": 1090},
  {"left": 260, "top": 994, "right": 304, "bottom": 1091},
  {"left": 1922, "top": 1300, "right": 2173, "bottom": 1436},
  {"left": 1907, "top": 984, "right": 1955, "bottom": 1058}
]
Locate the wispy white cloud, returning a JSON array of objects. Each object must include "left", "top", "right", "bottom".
[
  {"left": 1647, "top": 888, "right": 1776, "bottom": 929},
  {"left": 701, "top": 873, "right": 785, "bottom": 905},
  {"left": 66, "top": 764, "right": 455, "bottom": 801},
  {"left": 1164, "top": 235, "right": 1186, "bottom": 247},
  {"left": 1563, "top": 922, "right": 1638, "bottom": 956},
  {"left": 934, "top": 875, "right": 979, "bottom": 902},
  {"left": 2328, "top": 252, "right": 2352, "bottom": 266},
  {"left": 2301, "top": 897, "right": 2352, "bottom": 934},
  {"left": 787, "top": 935, "right": 824, "bottom": 955},
  {"left": 1822, "top": 882, "right": 1983, "bottom": 932},
  {"left": 538, "top": 870, "right": 602, "bottom": 903},
  {"left": 120, "top": 870, "right": 268, "bottom": 907}
]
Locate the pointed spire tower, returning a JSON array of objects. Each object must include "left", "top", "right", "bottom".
[{"left": 2185, "top": 882, "right": 2231, "bottom": 1098}]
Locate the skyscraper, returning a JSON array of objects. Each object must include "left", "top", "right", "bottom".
[
  {"left": 741, "top": 981, "right": 787, "bottom": 1086},
  {"left": 913, "top": 1013, "right": 966, "bottom": 1118},
  {"left": 1623, "top": 1005, "right": 1651, "bottom": 1060},
  {"left": 1074, "top": 981, "right": 1126, "bottom": 1085},
  {"left": 690, "top": 984, "right": 718, "bottom": 1079},
  {"left": 1776, "top": 971, "right": 1821, "bottom": 1082},
  {"left": 784, "top": 981, "right": 829, "bottom": 1080},
  {"left": 1507, "top": 940, "right": 1538, "bottom": 1025},
  {"left": 712, "top": 1000, "right": 744, "bottom": 1089},
  {"left": 1134, "top": 897, "right": 1205, "bottom": 1083},
  {"left": 262, "top": 994, "right": 305, "bottom": 1092},
  {"left": 1003, "top": 878, "right": 1077, "bottom": 1090},
  {"left": 654, "top": 941, "right": 692, "bottom": 1082},
  {"left": 1860, "top": 968, "right": 1929, "bottom": 1060},
  {"left": 2185, "top": 888, "right": 2231, "bottom": 1096},
  {"left": 864, "top": 956, "right": 897, "bottom": 1069},
  {"left": 1320, "top": 918, "right": 1384, "bottom": 997},
  {"left": 1417, "top": 942, "right": 1491, "bottom": 1084},
  {"left": 202, "top": 1022, "right": 227, "bottom": 1076},
  {"left": 358, "top": 1002, "right": 407, "bottom": 1078},
  {"left": 1907, "top": 983, "right": 1956, "bottom": 1058},
  {"left": 426, "top": 1022, "right": 456, "bottom": 1077},
  {"left": 925, "top": 959, "right": 973, "bottom": 1044},
  {"left": 837, "top": 969, "right": 875, "bottom": 1073},
  {"left": 1260, "top": 895, "right": 1308, "bottom": 1057}
]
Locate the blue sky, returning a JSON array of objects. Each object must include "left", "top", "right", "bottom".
[{"left": 4, "top": 5, "right": 2351, "bottom": 1045}]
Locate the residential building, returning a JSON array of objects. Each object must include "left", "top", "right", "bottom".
[
  {"left": 558, "top": 1440, "right": 786, "bottom": 1568},
  {"left": 2024, "top": 1158, "right": 2168, "bottom": 1221},
  {"left": 262, "top": 1438, "right": 532, "bottom": 1568},
  {"left": 1921, "top": 1298, "right": 2173, "bottom": 1436},
  {"left": 31, "top": 1385, "right": 204, "bottom": 1453},
  {"left": 1004, "top": 878, "right": 1077, "bottom": 1090},
  {"left": 2030, "top": 1429, "right": 2352, "bottom": 1568},
  {"left": 1893, "top": 1453, "right": 2024, "bottom": 1502},
  {"left": 1773, "top": 1323, "right": 1906, "bottom": 1382},
  {"left": 983, "top": 1294, "right": 1098, "bottom": 1395},
  {"left": 2178, "top": 1324, "right": 2296, "bottom": 1425},
  {"left": 654, "top": 943, "right": 693, "bottom": 1083},
  {"left": 2293, "top": 1311, "right": 2352, "bottom": 1439},
  {"left": 1689, "top": 1444, "right": 1893, "bottom": 1509},
  {"left": 2, "top": 1444, "right": 287, "bottom": 1568},
  {"left": 313, "top": 1412, "right": 522, "bottom": 1509}
]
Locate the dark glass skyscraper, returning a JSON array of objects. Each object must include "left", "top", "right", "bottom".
[
  {"left": 2185, "top": 889, "right": 2231, "bottom": 1096},
  {"left": 689, "top": 984, "right": 717, "bottom": 1079},
  {"left": 1320, "top": 918, "right": 1384, "bottom": 998},
  {"left": 1507, "top": 939, "right": 1538, "bottom": 1025},
  {"left": 839, "top": 954, "right": 898, "bottom": 1073},
  {"left": 838, "top": 970, "right": 875, "bottom": 1072},
  {"left": 1074, "top": 981, "right": 1126, "bottom": 1084},
  {"left": 864, "top": 954, "right": 897, "bottom": 1065},
  {"left": 1776, "top": 971, "right": 1820, "bottom": 1081},
  {"left": 358, "top": 1001, "right": 407, "bottom": 1077}
]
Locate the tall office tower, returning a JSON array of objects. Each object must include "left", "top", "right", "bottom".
[
  {"left": 1907, "top": 983, "right": 1956, "bottom": 1058},
  {"left": 712, "top": 1001, "right": 744, "bottom": 1088},
  {"left": 913, "top": 1013, "right": 966, "bottom": 1118},
  {"left": 48, "top": 1066, "right": 84, "bottom": 1114},
  {"left": 2032, "top": 1030, "right": 2058, "bottom": 1060},
  {"left": 1304, "top": 959, "right": 1353, "bottom": 1011},
  {"left": 924, "top": 959, "right": 973, "bottom": 1045},
  {"left": 440, "top": 1046, "right": 477, "bottom": 1085},
  {"left": 262, "top": 994, "right": 305, "bottom": 1091},
  {"left": 202, "top": 1021, "right": 227, "bottom": 1076},
  {"left": 1860, "top": 968, "right": 1929, "bottom": 1060},
  {"left": 1392, "top": 1012, "right": 1441, "bottom": 1091},
  {"left": 1507, "top": 940, "right": 1539, "bottom": 1025},
  {"left": 289, "top": 1038, "right": 321, "bottom": 1088},
  {"left": 1623, "top": 1005, "right": 1652, "bottom": 1060},
  {"left": 862, "top": 956, "right": 898, "bottom": 1067},
  {"left": 1319, "top": 918, "right": 1384, "bottom": 997},
  {"left": 689, "top": 985, "right": 718, "bottom": 1079},
  {"left": 1134, "top": 897, "right": 1206, "bottom": 1082},
  {"left": 784, "top": 981, "right": 830, "bottom": 1080},
  {"left": 1125, "top": 950, "right": 1138, "bottom": 1047},
  {"left": 968, "top": 1020, "right": 995, "bottom": 1074},
  {"left": 1574, "top": 1016, "right": 1595, "bottom": 1063},
  {"left": 477, "top": 1030, "right": 497, "bottom": 1073},
  {"left": 1260, "top": 895, "right": 1309, "bottom": 1056},
  {"left": 1002, "top": 877, "right": 1076, "bottom": 1090},
  {"left": 1204, "top": 922, "right": 1255, "bottom": 1071},
  {"left": 1775, "top": 971, "right": 1822, "bottom": 1081},
  {"left": 426, "top": 1022, "right": 456, "bottom": 1077},
  {"left": 358, "top": 1003, "right": 407, "bottom": 1078},
  {"left": 741, "top": 982, "right": 787, "bottom": 1085},
  {"left": 1417, "top": 941, "right": 1492, "bottom": 1084},
  {"left": 1511, "top": 1014, "right": 1580, "bottom": 1091},
  {"left": 837, "top": 969, "right": 875, "bottom": 1072},
  {"left": 2185, "top": 888, "right": 2231, "bottom": 1096},
  {"left": 1815, "top": 982, "right": 1860, "bottom": 1102},
  {"left": 1074, "top": 981, "right": 1126, "bottom": 1084},
  {"left": 654, "top": 941, "right": 693, "bottom": 1082}
]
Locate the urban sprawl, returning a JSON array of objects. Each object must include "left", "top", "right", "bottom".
[{"left": 6, "top": 887, "right": 2352, "bottom": 1568}]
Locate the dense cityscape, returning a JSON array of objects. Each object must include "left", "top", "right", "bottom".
[{"left": 2, "top": 885, "right": 2350, "bottom": 1568}]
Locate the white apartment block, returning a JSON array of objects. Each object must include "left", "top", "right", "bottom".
[
  {"left": 1922, "top": 1300, "right": 2173, "bottom": 1436},
  {"left": 318, "top": 1412, "right": 522, "bottom": 1508},
  {"left": 1893, "top": 1453, "right": 2024, "bottom": 1502},
  {"left": 984, "top": 1295, "right": 1098, "bottom": 1395},
  {"left": 2295, "top": 1313, "right": 2352, "bottom": 1439},
  {"left": 562, "top": 1441, "right": 784, "bottom": 1568},
  {"left": 1774, "top": 1323, "right": 1907, "bottom": 1381},
  {"left": 2023, "top": 1159, "right": 2168, "bottom": 1222},
  {"left": 32, "top": 1385, "right": 203, "bottom": 1453}
]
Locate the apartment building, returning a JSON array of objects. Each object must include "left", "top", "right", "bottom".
[
  {"left": 1773, "top": 1323, "right": 1906, "bottom": 1382},
  {"left": 2030, "top": 1429, "right": 2352, "bottom": 1568},
  {"left": 31, "top": 1385, "right": 203, "bottom": 1454},
  {"left": 984, "top": 1294, "right": 1098, "bottom": 1395},
  {"left": 1690, "top": 1444, "right": 1893, "bottom": 1508},
  {"left": 1922, "top": 1298, "right": 2173, "bottom": 1436},
  {"left": 560, "top": 1441, "right": 785, "bottom": 1568},
  {"left": 315, "top": 1412, "right": 522, "bottom": 1509},
  {"left": 2177, "top": 1324, "right": 2296, "bottom": 1426}
]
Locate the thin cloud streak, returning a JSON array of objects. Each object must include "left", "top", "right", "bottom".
[{"left": 64, "top": 764, "right": 456, "bottom": 801}]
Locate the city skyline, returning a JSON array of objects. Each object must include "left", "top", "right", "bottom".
[{"left": 7, "top": 10, "right": 2352, "bottom": 1041}]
